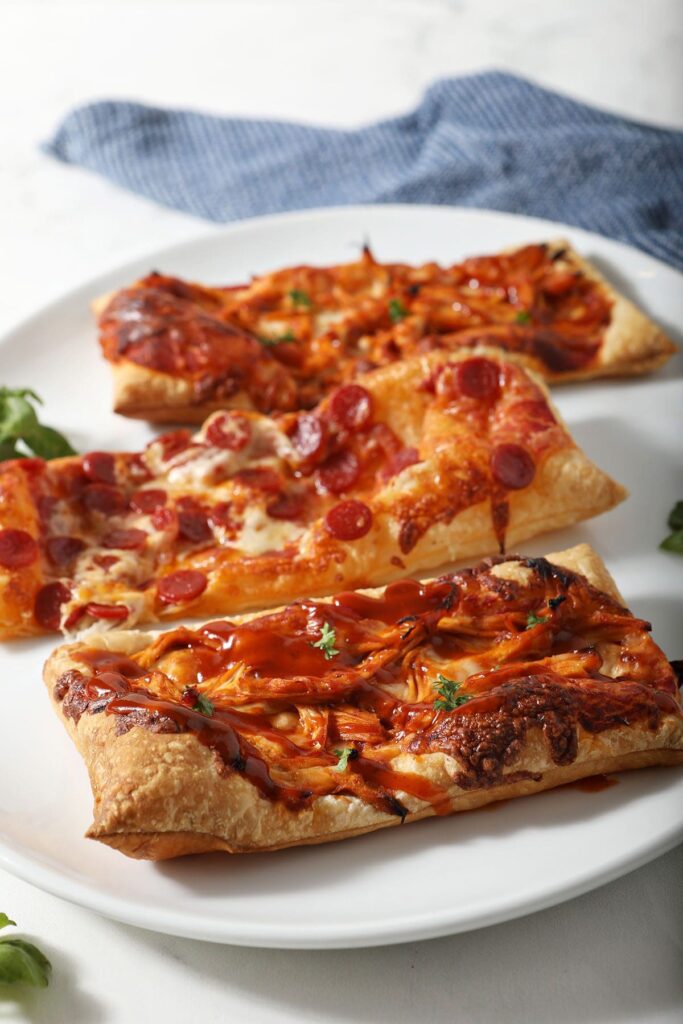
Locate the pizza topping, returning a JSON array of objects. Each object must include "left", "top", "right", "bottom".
[
  {"left": 151, "top": 506, "right": 176, "bottom": 532},
  {"left": 290, "top": 413, "right": 326, "bottom": 460},
  {"left": 491, "top": 444, "right": 536, "bottom": 490},
  {"left": 82, "top": 484, "right": 127, "bottom": 516},
  {"left": 266, "top": 492, "right": 308, "bottom": 521},
  {"left": 82, "top": 451, "right": 116, "bottom": 485},
  {"left": 176, "top": 499, "right": 212, "bottom": 544},
  {"left": 318, "top": 450, "right": 360, "bottom": 494},
  {"left": 328, "top": 384, "right": 373, "bottom": 430},
  {"left": 129, "top": 488, "right": 167, "bottom": 514},
  {"left": 325, "top": 500, "right": 373, "bottom": 540},
  {"left": 310, "top": 621, "right": 339, "bottom": 660},
  {"left": 84, "top": 602, "right": 129, "bottom": 622},
  {"left": 153, "top": 430, "right": 192, "bottom": 461},
  {"left": 46, "top": 535, "right": 86, "bottom": 567},
  {"left": 0, "top": 529, "right": 39, "bottom": 569},
  {"left": 380, "top": 446, "right": 420, "bottom": 482},
  {"left": 157, "top": 569, "right": 208, "bottom": 605},
  {"left": 233, "top": 467, "right": 281, "bottom": 493},
  {"left": 34, "top": 581, "right": 71, "bottom": 629},
  {"left": 102, "top": 528, "right": 148, "bottom": 550},
  {"left": 208, "top": 502, "right": 236, "bottom": 530},
  {"left": 205, "top": 413, "right": 252, "bottom": 451},
  {"left": 454, "top": 357, "right": 501, "bottom": 400}
]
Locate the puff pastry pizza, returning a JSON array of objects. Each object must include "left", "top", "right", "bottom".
[
  {"left": 43, "top": 543, "right": 683, "bottom": 860},
  {"left": 96, "top": 240, "right": 675, "bottom": 423},
  {"left": 0, "top": 350, "right": 625, "bottom": 639}
]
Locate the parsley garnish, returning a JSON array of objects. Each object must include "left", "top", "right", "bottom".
[
  {"left": 388, "top": 298, "right": 408, "bottom": 324},
  {"left": 0, "top": 913, "right": 51, "bottom": 988},
  {"left": 258, "top": 330, "right": 296, "bottom": 347},
  {"left": 289, "top": 289, "right": 312, "bottom": 308},
  {"left": 0, "top": 387, "right": 76, "bottom": 462},
  {"left": 515, "top": 310, "right": 532, "bottom": 324},
  {"left": 660, "top": 501, "right": 683, "bottom": 555},
  {"left": 332, "top": 746, "right": 356, "bottom": 772},
  {"left": 526, "top": 611, "right": 549, "bottom": 628},
  {"left": 193, "top": 693, "right": 215, "bottom": 717},
  {"left": 311, "top": 621, "right": 339, "bottom": 660},
  {"left": 433, "top": 673, "right": 470, "bottom": 711}
]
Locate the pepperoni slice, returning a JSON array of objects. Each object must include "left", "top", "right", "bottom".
[
  {"left": 233, "top": 467, "right": 281, "bottom": 493},
  {"left": 325, "top": 500, "right": 373, "bottom": 540},
  {"left": 93, "top": 554, "right": 119, "bottom": 570},
  {"left": 491, "top": 444, "right": 536, "bottom": 490},
  {"left": 205, "top": 413, "right": 251, "bottom": 451},
  {"left": 82, "top": 451, "right": 116, "bottom": 485},
  {"left": 130, "top": 488, "right": 167, "bottom": 514},
  {"left": 290, "top": 413, "right": 326, "bottom": 460},
  {"left": 157, "top": 569, "right": 207, "bottom": 605},
  {"left": 46, "top": 535, "right": 86, "bottom": 567},
  {"left": 455, "top": 358, "right": 501, "bottom": 400},
  {"left": 37, "top": 495, "right": 57, "bottom": 523},
  {"left": 84, "top": 602, "right": 129, "bottom": 622},
  {"left": 82, "top": 484, "right": 127, "bottom": 515},
  {"left": 266, "top": 492, "right": 308, "bottom": 520},
  {"left": 152, "top": 506, "right": 176, "bottom": 531},
  {"left": 178, "top": 509, "right": 212, "bottom": 543},
  {"left": 0, "top": 529, "right": 39, "bottom": 569},
  {"left": 34, "top": 581, "right": 71, "bottom": 630},
  {"left": 508, "top": 400, "right": 556, "bottom": 433},
  {"left": 208, "top": 502, "right": 236, "bottom": 530},
  {"left": 380, "top": 446, "right": 420, "bottom": 482},
  {"left": 329, "top": 384, "right": 373, "bottom": 429},
  {"left": 318, "top": 450, "right": 360, "bottom": 494},
  {"left": 103, "top": 528, "right": 148, "bottom": 550},
  {"left": 152, "top": 430, "right": 192, "bottom": 461}
]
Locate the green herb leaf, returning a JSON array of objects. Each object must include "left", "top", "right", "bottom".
[
  {"left": 332, "top": 746, "right": 355, "bottom": 772},
  {"left": 0, "top": 388, "right": 76, "bottom": 463},
  {"left": 433, "top": 673, "right": 470, "bottom": 711},
  {"left": 515, "top": 310, "right": 532, "bottom": 324},
  {"left": 192, "top": 694, "right": 215, "bottom": 717},
  {"left": 388, "top": 299, "right": 408, "bottom": 324},
  {"left": 258, "top": 330, "right": 296, "bottom": 347},
  {"left": 0, "top": 917, "right": 51, "bottom": 988},
  {"left": 0, "top": 940, "right": 51, "bottom": 987},
  {"left": 660, "top": 529, "right": 683, "bottom": 555},
  {"left": 310, "top": 621, "right": 339, "bottom": 660},
  {"left": 526, "top": 611, "right": 549, "bottom": 628},
  {"left": 667, "top": 501, "right": 683, "bottom": 532},
  {"left": 289, "top": 289, "right": 312, "bottom": 308}
]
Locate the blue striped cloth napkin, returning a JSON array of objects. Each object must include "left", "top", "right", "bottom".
[{"left": 45, "top": 72, "right": 683, "bottom": 269}]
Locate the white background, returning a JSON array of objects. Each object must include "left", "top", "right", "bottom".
[{"left": 0, "top": 1, "right": 682, "bottom": 1022}]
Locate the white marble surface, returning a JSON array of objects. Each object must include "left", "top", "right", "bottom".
[{"left": 0, "top": 1, "right": 682, "bottom": 1021}]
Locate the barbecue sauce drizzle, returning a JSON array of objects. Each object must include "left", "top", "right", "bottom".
[{"left": 56, "top": 558, "right": 680, "bottom": 819}]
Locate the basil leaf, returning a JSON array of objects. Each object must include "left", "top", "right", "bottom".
[
  {"left": 667, "top": 501, "right": 683, "bottom": 532},
  {"left": 0, "top": 914, "right": 16, "bottom": 930},
  {"left": 0, "top": 394, "right": 39, "bottom": 445},
  {"left": 660, "top": 529, "right": 683, "bottom": 555},
  {"left": 22, "top": 423, "right": 76, "bottom": 459},
  {"left": 0, "top": 939, "right": 51, "bottom": 987},
  {"left": 332, "top": 746, "right": 355, "bottom": 772}
]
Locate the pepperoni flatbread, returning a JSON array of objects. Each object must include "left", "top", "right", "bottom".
[
  {"left": 0, "top": 350, "right": 625, "bottom": 639},
  {"left": 43, "top": 543, "right": 683, "bottom": 859},
  {"left": 96, "top": 240, "right": 675, "bottom": 423}
]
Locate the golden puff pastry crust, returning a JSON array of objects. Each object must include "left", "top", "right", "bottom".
[
  {"left": 97, "top": 239, "right": 676, "bottom": 423},
  {"left": 44, "top": 543, "right": 683, "bottom": 860},
  {"left": 0, "top": 350, "right": 625, "bottom": 639}
]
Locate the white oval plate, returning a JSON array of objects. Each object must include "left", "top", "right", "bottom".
[{"left": 0, "top": 205, "right": 681, "bottom": 949}]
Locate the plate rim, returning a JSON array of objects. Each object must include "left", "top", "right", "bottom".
[{"left": 1, "top": 202, "right": 681, "bottom": 949}]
